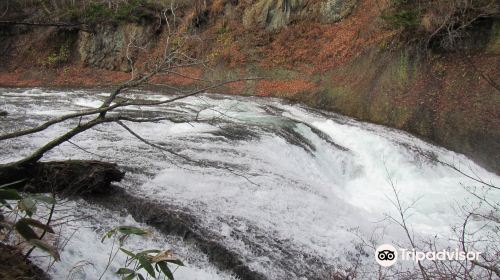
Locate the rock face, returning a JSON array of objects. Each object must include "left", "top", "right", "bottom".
[
  {"left": 319, "top": 0, "right": 357, "bottom": 22},
  {"left": 78, "top": 24, "right": 155, "bottom": 71},
  {"left": 242, "top": 0, "right": 357, "bottom": 30}
]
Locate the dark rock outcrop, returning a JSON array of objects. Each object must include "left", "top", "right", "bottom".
[
  {"left": 242, "top": 0, "right": 357, "bottom": 30},
  {"left": 78, "top": 24, "right": 155, "bottom": 72}
]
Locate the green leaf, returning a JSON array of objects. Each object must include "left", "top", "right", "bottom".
[
  {"left": 166, "top": 259, "right": 185, "bottom": 266},
  {"left": 19, "top": 197, "right": 37, "bottom": 216},
  {"left": 138, "top": 255, "right": 155, "bottom": 278},
  {"left": 0, "top": 189, "right": 22, "bottom": 200},
  {"left": 14, "top": 219, "right": 39, "bottom": 240},
  {"left": 157, "top": 261, "right": 174, "bottom": 280},
  {"left": 116, "top": 226, "right": 149, "bottom": 236},
  {"left": 0, "top": 179, "right": 26, "bottom": 189},
  {"left": 20, "top": 218, "right": 54, "bottom": 233},
  {"left": 137, "top": 274, "right": 146, "bottom": 280},
  {"left": 123, "top": 273, "right": 136, "bottom": 280},
  {"left": 120, "top": 248, "right": 137, "bottom": 258},
  {"left": 0, "top": 199, "right": 13, "bottom": 210},
  {"left": 29, "top": 194, "right": 56, "bottom": 205},
  {"left": 116, "top": 268, "right": 135, "bottom": 275},
  {"left": 29, "top": 239, "right": 60, "bottom": 261},
  {"left": 101, "top": 229, "right": 116, "bottom": 242}
]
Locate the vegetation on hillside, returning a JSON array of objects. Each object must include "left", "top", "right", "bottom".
[
  {"left": 382, "top": 0, "right": 499, "bottom": 49},
  {"left": 1, "top": 0, "right": 180, "bottom": 24}
]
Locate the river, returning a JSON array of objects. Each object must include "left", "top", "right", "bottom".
[{"left": 0, "top": 88, "right": 498, "bottom": 279}]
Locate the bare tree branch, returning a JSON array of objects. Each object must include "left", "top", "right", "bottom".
[
  {"left": 383, "top": 164, "right": 430, "bottom": 280},
  {"left": 0, "top": 102, "right": 125, "bottom": 141}
]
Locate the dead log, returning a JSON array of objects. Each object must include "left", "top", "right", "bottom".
[{"left": 0, "top": 160, "right": 124, "bottom": 197}]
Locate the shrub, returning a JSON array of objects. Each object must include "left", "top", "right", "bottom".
[
  {"left": 381, "top": 0, "right": 499, "bottom": 49},
  {"left": 81, "top": 0, "right": 150, "bottom": 23},
  {"left": 82, "top": 3, "right": 115, "bottom": 23},
  {"left": 0, "top": 180, "right": 60, "bottom": 261},
  {"left": 42, "top": 43, "right": 71, "bottom": 68},
  {"left": 382, "top": 10, "right": 420, "bottom": 30}
]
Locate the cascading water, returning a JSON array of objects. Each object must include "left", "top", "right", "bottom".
[{"left": 1, "top": 88, "right": 498, "bottom": 279}]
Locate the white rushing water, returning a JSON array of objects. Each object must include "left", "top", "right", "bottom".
[
  {"left": 0, "top": 88, "right": 498, "bottom": 279},
  {"left": 28, "top": 199, "right": 237, "bottom": 280}
]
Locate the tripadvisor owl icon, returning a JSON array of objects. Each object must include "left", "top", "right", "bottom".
[{"left": 375, "top": 244, "right": 398, "bottom": 267}]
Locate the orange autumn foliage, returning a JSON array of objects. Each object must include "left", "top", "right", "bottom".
[{"left": 256, "top": 79, "right": 317, "bottom": 97}]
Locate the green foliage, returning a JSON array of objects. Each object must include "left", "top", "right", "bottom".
[
  {"left": 0, "top": 189, "right": 23, "bottom": 200},
  {"left": 101, "top": 225, "right": 150, "bottom": 242},
  {"left": 102, "top": 226, "right": 184, "bottom": 280},
  {"left": 382, "top": 10, "right": 420, "bottom": 29},
  {"left": 487, "top": 19, "right": 500, "bottom": 52},
  {"left": 381, "top": 0, "right": 498, "bottom": 50},
  {"left": 381, "top": 0, "right": 420, "bottom": 30},
  {"left": 217, "top": 25, "right": 228, "bottom": 35},
  {"left": 0, "top": 184, "right": 60, "bottom": 261},
  {"left": 41, "top": 43, "right": 71, "bottom": 68},
  {"left": 18, "top": 197, "right": 37, "bottom": 217},
  {"left": 80, "top": 0, "right": 150, "bottom": 23},
  {"left": 82, "top": 3, "right": 115, "bottom": 22},
  {"left": 14, "top": 219, "right": 40, "bottom": 240}
]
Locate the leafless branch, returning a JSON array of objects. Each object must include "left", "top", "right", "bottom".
[{"left": 384, "top": 164, "right": 430, "bottom": 280}]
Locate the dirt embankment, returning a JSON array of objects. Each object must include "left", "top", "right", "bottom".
[
  {"left": 0, "top": 243, "right": 50, "bottom": 280},
  {"left": 0, "top": 0, "right": 499, "bottom": 172}
]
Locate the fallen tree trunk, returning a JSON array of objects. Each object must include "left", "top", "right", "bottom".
[{"left": 0, "top": 160, "right": 124, "bottom": 197}]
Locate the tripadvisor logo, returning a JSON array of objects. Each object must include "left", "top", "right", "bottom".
[
  {"left": 375, "top": 244, "right": 481, "bottom": 267},
  {"left": 375, "top": 244, "right": 397, "bottom": 267}
]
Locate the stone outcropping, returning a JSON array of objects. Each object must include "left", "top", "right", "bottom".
[
  {"left": 242, "top": 0, "right": 357, "bottom": 30},
  {"left": 78, "top": 24, "right": 155, "bottom": 72}
]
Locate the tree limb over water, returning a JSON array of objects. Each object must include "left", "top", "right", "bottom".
[{"left": 0, "top": 6, "right": 261, "bottom": 183}]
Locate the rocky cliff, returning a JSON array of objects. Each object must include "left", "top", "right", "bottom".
[{"left": 0, "top": 0, "right": 499, "bottom": 172}]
